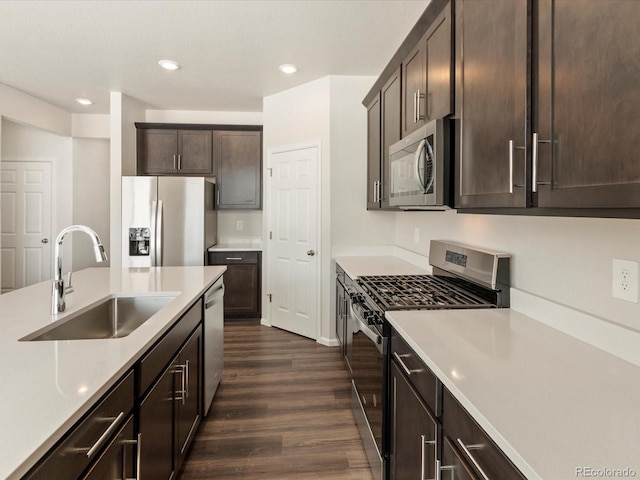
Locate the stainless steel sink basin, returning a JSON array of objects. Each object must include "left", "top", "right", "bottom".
[{"left": 20, "top": 295, "right": 175, "bottom": 341}]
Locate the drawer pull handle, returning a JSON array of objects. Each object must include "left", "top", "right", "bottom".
[
  {"left": 457, "top": 438, "right": 490, "bottom": 480},
  {"left": 123, "top": 432, "right": 141, "bottom": 480},
  {"left": 79, "top": 411, "right": 126, "bottom": 458},
  {"left": 393, "top": 351, "right": 423, "bottom": 376},
  {"left": 226, "top": 257, "right": 243, "bottom": 261}
]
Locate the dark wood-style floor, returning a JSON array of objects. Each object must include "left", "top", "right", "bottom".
[{"left": 181, "top": 319, "right": 373, "bottom": 480}]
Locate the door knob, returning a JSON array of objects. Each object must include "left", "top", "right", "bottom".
[
  {"left": 307, "top": 249, "right": 315, "bottom": 256},
  {"left": 41, "top": 238, "right": 49, "bottom": 244}
]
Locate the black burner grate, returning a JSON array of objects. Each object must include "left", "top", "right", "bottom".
[{"left": 357, "top": 275, "right": 495, "bottom": 310}]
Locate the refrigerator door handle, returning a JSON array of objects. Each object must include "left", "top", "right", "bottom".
[
  {"left": 150, "top": 200, "right": 158, "bottom": 267},
  {"left": 156, "top": 200, "right": 163, "bottom": 266}
]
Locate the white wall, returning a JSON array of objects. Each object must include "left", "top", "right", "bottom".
[
  {"left": 72, "top": 138, "right": 110, "bottom": 269},
  {"left": 394, "top": 210, "right": 640, "bottom": 333},
  {"left": 263, "top": 75, "right": 394, "bottom": 343},
  {"left": 145, "top": 109, "right": 263, "bottom": 125},
  {"left": 1, "top": 119, "right": 73, "bottom": 275},
  {"left": 217, "top": 211, "right": 263, "bottom": 242}
]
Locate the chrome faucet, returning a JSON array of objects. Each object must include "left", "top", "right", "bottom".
[{"left": 51, "top": 225, "right": 108, "bottom": 314}]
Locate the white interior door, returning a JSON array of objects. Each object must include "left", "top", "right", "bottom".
[
  {"left": 1, "top": 161, "right": 52, "bottom": 292},
  {"left": 269, "top": 144, "right": 319, "bottom": 340}
]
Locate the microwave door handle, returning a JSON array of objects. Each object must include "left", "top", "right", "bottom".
[{"left": 414, "top": 139, "right": 427, "bottom": 191}]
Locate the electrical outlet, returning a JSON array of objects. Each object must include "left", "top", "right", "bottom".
[
  {"left": 612, "top": 259, "right": 638, "bottom": 303},
  {"left": 414, "top": 227, "right": 420, "bottom": 244},
  {"left": 236, "top": 220, "right": 243, "bottom": 231}
]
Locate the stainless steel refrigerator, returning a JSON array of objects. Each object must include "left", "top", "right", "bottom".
[{"left": 122, "top": 176, "right": 217, "bottom": 267}]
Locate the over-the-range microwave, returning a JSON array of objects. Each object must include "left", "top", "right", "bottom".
[{"left": 389, "top": 118, "right": 451, "bottom": 210}]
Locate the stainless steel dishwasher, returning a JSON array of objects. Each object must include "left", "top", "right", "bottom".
[{"left": 203, "top": 276, "right": 224, "bottom": 415}]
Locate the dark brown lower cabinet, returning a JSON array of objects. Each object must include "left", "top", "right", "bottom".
[
  {"left": 139, "top": 361, "right": 175, "bottom": 480},
  {"left": 175, "top": 328, "right": 202, "bottom": 470},
  {"left": 139, "top": 327, "right": 202, "bottom": 480},
  {"left": 208, "top": 251, "right": 261, "bottom": 318},
  {"left": 442, "top": 388, "right": 526, "bottom": 480},
  {"left": 389, "top": 362, "right": 440, "bottom": 480}
]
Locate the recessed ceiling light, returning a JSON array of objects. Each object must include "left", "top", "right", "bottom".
[
  {"left": 279, "top": 64, "right": 297, "bottom": 74},
  {"left": 158, "top": 59, "right": 180, "bottom": 71},
  {"left": 75, "top": 98, "right": 93, "bottom": 106}
]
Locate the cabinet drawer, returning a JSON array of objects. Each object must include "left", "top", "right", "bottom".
[
  {"left": 139, "top": 299, "right": 202, "bottom": 395},
  {"left": 391, "top": 329, "right": 440, "bottom": 416},
  {"left": 442, "top": 388, "right": 526, "bottom": 480},
  {"left": 208, "top": 251, "right": 259, "bottom": 265},
  {"left": 25, "top": 371, "right": 134, "bottom": 480}
]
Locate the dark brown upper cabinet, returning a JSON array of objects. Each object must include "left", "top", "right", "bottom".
[
  {"left": 402, "top": 2, "right": 453, "bottom": 138},
  {"left": 457, "top": 0, "right": 640, "bottom": 215},
  {"left": 214, "top": 130, "right": 262, "bottom": 209},
  {"left": 455, "top": 0, "right": 529, "bottom": 209},
  {"left": 137, "top": 129, "right": 213, "bottom": 175},
  {"left": 367, "top": 68, "right": 402, "bottom": 210},
  {"left": 535, "top": 0, "right": 640, "bottom": 209}
]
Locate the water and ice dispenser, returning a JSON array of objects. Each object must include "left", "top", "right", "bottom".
[{"left": 129, "top": 227, "right": 150, "bottom": 256}]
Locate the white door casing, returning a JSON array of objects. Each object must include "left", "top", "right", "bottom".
[
  {"left": 268, "top": 144, "right": 320, "bottom": 340},
  {"left": 1, "top": 161, "right": 52, "bottom": 292}
]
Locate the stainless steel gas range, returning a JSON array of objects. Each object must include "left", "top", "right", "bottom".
[{"left": 347, "top": 240, "right": 511, "bottom": 480}]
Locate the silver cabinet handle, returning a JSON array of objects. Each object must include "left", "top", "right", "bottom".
[
  {"left": 173, "top": 154, "right": 177, "bottom": 170},
  {"left": 417, "top": 89, "right": 424, "bottom": 121},
  {"left": 307, "top": 249, "right": 316, "bottom": 256},
  {"left": 392, "top": 351, "right": 423, "bottom": 376},
  {"left": 421, "top": 433, "right": 440, "bottom": 480},
  {"left": 457, "top": 438, "right": 490, "bottom": 480},
  {"left": 373, "top": 181, "right": 379, "bottom": 203},
  {"left": 414, "top": 92, "right": 418, "bottom": 123},
  {"left": 123, "top": 432, "right": 141, "bottom": 480},
  {"left": 532, "top": 132, "right": 552, "bottom": 193},
  {"left": 82, "top": 411, "right": 126, "bottom": 458},
  {"left": 226, "top": 257, "right": 243, "bottom": 261},
  {"left": 217, "top": 189, "right": 220, "bottom": 206},
  {"left": 177, "top": 154, "right": 181, "bottom": 170},
  {"left": 378, "top": 181, "right": 383, "bottom": 203},
  {"left": 174, "top": 364, "right": 187, "bottom": 405},
  {"left": 508, "top": 140, "right": 525, "bottom": 193},
  {"left": 184, "top": 360, "right": 190, "bottom": 399}
]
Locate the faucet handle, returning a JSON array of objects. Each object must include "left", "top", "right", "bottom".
[{"left": 65, "top": 272, "right": 74, "bottom": 294}]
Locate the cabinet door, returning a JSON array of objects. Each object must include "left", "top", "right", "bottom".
[
  {"left": 390, "top": 362, "right": 439, "bottom": 480},
  {"left": 178, "top": 130, "right": 213, "bottom": 174},
  {"left": 425, "top": 3, "right": 452, "bottom": 121},
  {"left": 402, "top": 39, "right": 427, "bottom": 137},
  {"left": 175, "top": 328, "right": 202, "bottom": 470},
  {"left": 223, "top": 263, "right": 261, "bottom": 317},
  {"left": 138, "top": 129, "right": 178, "bottom": 175},
  {"left": 381, "top": 68, "right": 402, "bottom": 209},
  {"left": 139, "top": 363, "right": 175, "bottom": 480},
  {"left": 456, "top": 0, "right": 529, "bottom": 209},
  {"left": 366, "top": 93, "right": 382, "bottom": 210},
  {"left": 82, "top": 416, "right": 136, "bottom": 480},
  {"left": 215, "top": 131, "right": 262, "bottom": 209},
  {"left": 536, "top": 0, "right": 640, "bottom": 208}
]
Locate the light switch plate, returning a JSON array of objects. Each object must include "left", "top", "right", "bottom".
[{"left": 612, "top": 258, "right": 638, "bottom": 303}]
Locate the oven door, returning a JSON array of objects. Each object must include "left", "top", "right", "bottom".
[{"left": 349, "top": 298, "right": 387, "bottom": 480}]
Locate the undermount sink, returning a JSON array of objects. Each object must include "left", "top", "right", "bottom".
[{"left": 20, "top": 295, "right": 176, "bottom": 341}]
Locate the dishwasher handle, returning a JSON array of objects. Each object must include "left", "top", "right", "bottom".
[{"left": 204, "top": 280, "right": 225, "bottom": 309}]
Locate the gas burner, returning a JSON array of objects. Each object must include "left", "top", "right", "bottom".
[{"left": 357, "top": 274, "right": 495, "bottom": 311}]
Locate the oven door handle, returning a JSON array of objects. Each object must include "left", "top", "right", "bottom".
[{"left": 350, "top": 303, "right": 385, "bottom": 354}]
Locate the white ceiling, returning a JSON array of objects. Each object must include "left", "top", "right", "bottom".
[{"left": 0, "top": 0, "right": 430, "bottom": 115}]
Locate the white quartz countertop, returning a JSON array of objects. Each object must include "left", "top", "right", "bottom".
[
  {"left": 387, "top": 308, "right": 640, "bottom": 480},
  {"left": 0, "top": 266, "right": 225, "bottom": 480},
  {"left": 208, "top": 239, "right": 262, "bottom": 252},
  {"left": 334, "top": 255, "right": 429, "bottom": 279}
]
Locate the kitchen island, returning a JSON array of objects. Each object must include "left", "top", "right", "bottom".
[{"left": 0, "top": 266, "right": 225, "bottom": 480}]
